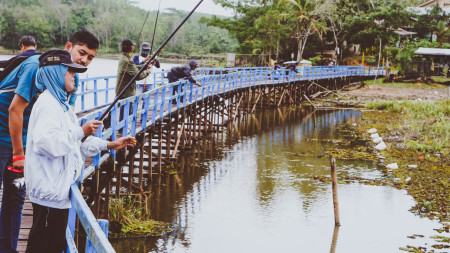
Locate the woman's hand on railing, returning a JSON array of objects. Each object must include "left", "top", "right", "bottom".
[
  {"left": 195, "top": 82, "right": 202, "bottom": 87},
  {"left": 107, "top": 136, "right": 136, "bottom": 150},
  {"left": 82, "top": 120, "right": 102, "bottom": 136}
]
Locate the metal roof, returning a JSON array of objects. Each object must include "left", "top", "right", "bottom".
[
  {"left": 394, "top": 28, "right": 417, "bottom": 36},
  {"left": 406, "top": 7, "right": 450, "bottom": 15},
  {"left": 414, "top": 47, "right": 450, "bottom": 56}
]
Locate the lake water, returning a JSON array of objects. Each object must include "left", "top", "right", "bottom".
[{"left": 111, "top": 108, "right": 447, "bottom": 253}]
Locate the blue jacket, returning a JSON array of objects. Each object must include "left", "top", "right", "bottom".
[{"left": 132, "top": 55, "right": 160, "bottom": 68}]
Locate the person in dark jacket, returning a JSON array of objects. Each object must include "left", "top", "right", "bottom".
[
  {"left": 285, "top": 63, "right": 298, "bottom": 80},
  {"left": 167, "top": 60, "right": 202, "bottom": 104}
]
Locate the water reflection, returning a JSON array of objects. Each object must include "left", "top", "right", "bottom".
[{"left": 111, "top": 108, "right": 444, "bottom": 253}]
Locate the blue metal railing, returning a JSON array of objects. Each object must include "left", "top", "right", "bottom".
[
  {"left": 75, "top": 66, "right": 383, "bottom": 114},
  {"left": 69, "top": 65, "right": 383, "bottom": 252}
]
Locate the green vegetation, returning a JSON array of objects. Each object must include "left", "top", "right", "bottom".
[
  {"left": 0, "top": 0, "right": 238, "bottom": 55},
  {"left": 1, "top": 0, "right": 448, "bottom": 68},
  {"left": 364, "top": 100, "right": 450, "bottom": 153},
  {"left": 108, "top": 195, "right": 171, "bottom": 237},
  {"left": 371, "top": 77, "right": 449, "bottom": 89},
  {"left": 203, "top": 0, "right": 449, "bottom": 68}
]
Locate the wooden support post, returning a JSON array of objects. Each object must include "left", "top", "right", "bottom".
[
  {"left": 303, "top": 94, "right": 317, "bottom": 110},
  {"left": 172, "top": 121, "right": 185, "bottom": 158},
  {"left": 127, "top": 154, "right": 134, "bottom": 193},
  {"left": 330, "top": 157, "right": 341, "bottom": 226},
  {"left": 148, "top": 131, "right": 153, "bottom": 183},
  {"left": 158, "top": 124, "right": 163, "bottom": 174}
]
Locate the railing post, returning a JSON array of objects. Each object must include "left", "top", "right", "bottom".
[
  {"left": 85, "top": 220, "right": 110, "bottom": 253},
  {"left": 94, "top": 80, "right": 98, "bottom": 107}
]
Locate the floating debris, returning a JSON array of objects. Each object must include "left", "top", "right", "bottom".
[
  {"left": 368, "top": 128, "right": 377, "bottom": 134},
  {"left": 375, "top": 141, "right": 387, "bottom": 150},
  {"left": 373, "top": 137, "right": 383, "bottom": 144},
  {"left": 387, "top": 163, "right": 399, "bottom": 170}
]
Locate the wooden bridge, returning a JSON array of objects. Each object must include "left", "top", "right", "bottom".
[{"left": 11, "top": 65, "right": 383, "bottom": 252}]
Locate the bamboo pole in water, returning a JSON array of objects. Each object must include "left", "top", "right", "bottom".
[{"left": 331, "top": 157, "right": 341, "bottom": 226}]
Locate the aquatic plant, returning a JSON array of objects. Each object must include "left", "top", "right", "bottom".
[{"left": 108, "top": 195, "right": 171, "bottom": 237}]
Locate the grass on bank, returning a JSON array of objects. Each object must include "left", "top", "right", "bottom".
[
  {"left": 370, "top": 77, "right": 449, "bottom": 89},
  {"left": 108, "top": 195, "right": 171, "bottom": 237},
  {"left": 364, "top": 99, "right": 450, "bottom": 154}
]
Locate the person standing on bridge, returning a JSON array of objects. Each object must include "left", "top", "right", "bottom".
[
  {"left": 116, "top": 39, "right": 152, "bottom": 99},
  {"left": 133, "top": 42, "right": 161, "bottom": 69},
  {"left": 0, "top": 31, "right": 99, "bottom": 253},
  {"left": 0, "top": 35, "right": 38, "bottom": 72},
  {"left": 116, "top": 39, "right": 152, "bottom": 122},
  {"left": 0, "top": 35, "right": 40, "bottom": 253},
  {"left": 167, "top": 60, "right": 202, "bottom": 104},
  {"left": 24, "top": 50, "right": 136, "bottom": 253},
  {"left": 64, "top": 30, "right": 100, "bottom": 111},
  {"left": 133, "top": 42, "right": 161, "bottom": 92}
]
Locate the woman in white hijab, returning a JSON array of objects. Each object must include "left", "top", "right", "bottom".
[{"left": 25, "top": 49, "right": 135, "bottom": 253}]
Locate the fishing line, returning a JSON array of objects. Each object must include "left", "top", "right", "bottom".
[
  {"left": 150, "top": 0, "right": 162, "bottom": 55},
  {"left": 82, "top": 0, "right": 204, "bottom": 142},
  {"left": 144, "top": 0, "right": 162, "bottom": 91},
  {"left": 117, "top": 9, "right": 151, "bottom": 94}
]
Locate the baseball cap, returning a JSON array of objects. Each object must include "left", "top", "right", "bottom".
[
  {"left": 39, "top": 49, "right": 87, "bottom": 73},
  {"left": 189, "top": 60, "right": 199, "bottom": 69},
  {"left": 141, "top": 42, "right": 151, "bottom": 50}
]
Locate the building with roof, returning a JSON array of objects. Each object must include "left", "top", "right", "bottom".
[{"left": 418, "top": 0, "right": 450, "bottom": 8}]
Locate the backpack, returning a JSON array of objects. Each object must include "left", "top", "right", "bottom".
[
  {"left": 0, "top": 53, "right": 40, "bottom": 83},
  {"left": 0, "top": 53, "right": 42, "bottom": 103}
]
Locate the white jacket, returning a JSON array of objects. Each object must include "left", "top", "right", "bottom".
[{"left": 25, "top": 90, "right": 108, "bottom": 209}]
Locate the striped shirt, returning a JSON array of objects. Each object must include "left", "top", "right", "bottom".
[{"left": 0, "top": 55, "right": 40, "bottom": 148}]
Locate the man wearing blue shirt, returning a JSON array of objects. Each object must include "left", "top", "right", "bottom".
[
  {"left": 0, "top": 31, "right": 99, "bottom": 253},
  {"left": 0, "top": 52, "right": 39, "bottom": 253}
]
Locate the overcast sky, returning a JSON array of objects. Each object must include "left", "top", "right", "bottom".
[{"left": 131, "top": 0, "right": 234, "bottom": 17}]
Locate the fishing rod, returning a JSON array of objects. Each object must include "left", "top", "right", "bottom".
[
  {"left": 82, "top": 0, "right": 204, "bottom": 142},
  {"left": 116, "top": 9, "right": 150, "bottom": 95},
  {"left": 143, "top": 0, "right": 162, "bottom": 91},
  {"left": 150, "top": 0, "right": 162, "bottom": 55}
]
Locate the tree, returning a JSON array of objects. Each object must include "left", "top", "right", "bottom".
[
  {"left": 277, "top": 0, "right": 329, "bottom": 61},
  {"left": 344, "top": 0, "right": 412, "bottom": 53}
]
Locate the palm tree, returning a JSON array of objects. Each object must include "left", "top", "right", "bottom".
[
  {"left": 277, "top": 0, "right": 329, "bottom": 61},
  {"left": 436, "top": 20, "right": 450, "bottom": 48}
]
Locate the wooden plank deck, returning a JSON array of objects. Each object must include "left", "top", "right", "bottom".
[{"left": 0, "top": 191, "right": 32, "bottom": 253}]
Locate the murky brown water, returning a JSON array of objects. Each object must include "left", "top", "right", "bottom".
[{"left": 110, "top": 107, "right": 447, "bottom": 252}]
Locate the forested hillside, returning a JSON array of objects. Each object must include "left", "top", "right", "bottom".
[{"left": 0, "top": 0, "right": 238, "bottom": 54}]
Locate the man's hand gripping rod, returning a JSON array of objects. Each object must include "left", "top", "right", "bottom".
[{"left": 81, "top": 0, "right": 204, "bottom": 142}]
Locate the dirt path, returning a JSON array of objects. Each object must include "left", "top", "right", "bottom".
[{"left": 338, "top": 84, "right": 450, "bottom": 101}]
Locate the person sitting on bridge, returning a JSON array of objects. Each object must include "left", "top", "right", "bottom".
[
  {"left": 24, "top": 49, "right": 136, "bottom": 253},
  {"left": 133, "top": 42, "right": 160, "bottom": 69},
  {"left": 167, "top": 60, "right": 202, "bottom": 104}
]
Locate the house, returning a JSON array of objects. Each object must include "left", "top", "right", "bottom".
[{"left": 418, "top": 0, "right": 450, "bottom": 8}]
